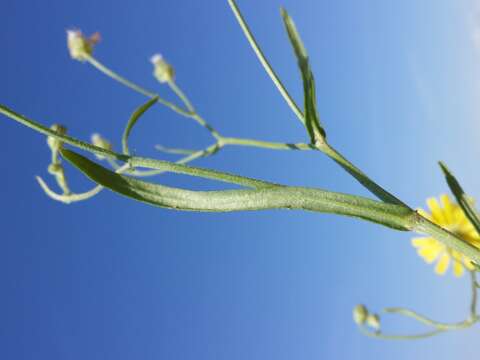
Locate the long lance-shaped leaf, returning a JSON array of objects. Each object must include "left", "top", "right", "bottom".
[
  {"left": 439, "top": 161, "right": 480, "bottom": 235},
  {"left": 281, "top": 8, "right": 326, "bottom": 144},
  {"left": 122, "top": 96, "right": 158, "bottom": 155},
  {"left": 61, "top": 148, "right": 413, "bottom": 230}
]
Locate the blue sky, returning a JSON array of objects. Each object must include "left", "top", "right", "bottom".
[{"left": 1, "top": 0, "right": 480, "bottom": 359}]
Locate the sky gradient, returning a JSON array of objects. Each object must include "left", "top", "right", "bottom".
[{"left": 1, "top": 0, "right": 480, "bottom": 359}]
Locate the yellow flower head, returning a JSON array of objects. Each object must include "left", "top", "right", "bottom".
[{"left": 412, "top": 194, "right": 480, "bottom": 277}]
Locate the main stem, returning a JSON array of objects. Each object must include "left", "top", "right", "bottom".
[{"left": 2, "top": 103, "right": 479, "bottom": 263}]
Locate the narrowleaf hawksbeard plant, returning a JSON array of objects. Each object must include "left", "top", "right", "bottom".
[{"left": 2, "top": 0, "right": 480, "bottom": 342}]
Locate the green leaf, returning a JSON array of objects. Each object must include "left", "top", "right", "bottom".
[
  {"left": 60, "top": 148, "right": 413, "bottom": 229},
  {"left": 439, "top": 161, "right": 480, "bottom": 236},
  {"left": 122, "top": 96, "right": 159, "bottom": 155},
  {"left": 280, "top": 8, "right": 326, "bottom": 144}
]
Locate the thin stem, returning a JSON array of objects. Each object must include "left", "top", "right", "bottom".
[
  {"left": 3, "top": 104, "right": 480, "bottom": 262},
  {"left": 85, "top": 55, "right": 190, "bottom": 116},
  {"left": 36, "top": 176, "right": 103, "bottom": 204},
  {"left": 220, "top": 136, "right": 313, "bottom": 150},
  {"left": 321, "top": 143, "right": 407, "bottom": 207},
  {"left": 35, "top": 163, "right": 131, "bottom": 204},
  {"left": 470, "top": 271, "right": 478, "bottom": 317},
  {"left": 360, "top": 269, "right": 479, "bottom": 340},
  {"left": 129, "top": 143, "right": 222, "bottom": 177},
  {"left": 129, "top": 153, "right": 276, "bottom": 189},
  {"left": 413, "top": 215, "right": 480, "bottom": 267},
  {"left": 168, "top": 81, "right": 195, "bottom": 113},
  {"left": 0, "top": 104, "right": 126, "bottom": 161},
  {"left": 155, "top": 144, "right": 197, "bottom": 155},
  {"left": 359, "top": 326, "right": 443, "bottom": 340},
  {"left": 86, "top": 55, "right": 222, "bottom": 140},
  {"left": 228, "top": 0, "right": 410, "bottom": 207},
  {"left": 227, "top": 0, "right": 305, "bottom": 125},
  {"left": 168, "top": 81, "right": 221, "bottom": 138},
  {"left": 383, "top": 308, "right": 476, "bottom": 331}
]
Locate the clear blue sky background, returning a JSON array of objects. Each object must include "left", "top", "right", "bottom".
[{"left": 1, "top": 0, "right": 480, "bottom": 359}]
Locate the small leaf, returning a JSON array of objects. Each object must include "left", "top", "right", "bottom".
[
  {"left": 281, "top": 8, "right": 326, "bottom": 144},
  {"left": 122, "top": 96, "right": 158, "bottom": 155},
  {"left": 61, "top": 148, "right": 189, "bottom": 209},
  {"left": 439, "top": 161, "right": 480, "bottom": 236}
]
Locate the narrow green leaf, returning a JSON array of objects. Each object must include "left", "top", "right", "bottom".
[
  {"left": 280, "top": 8, "right": 326, "bottom": 143},
  {"left": 122, "top": 96, "right": 159, "bottom": 155},
  {"left": 61, "top": 148, "right": 413, "bottom": 229},
  {"left": 439, "top": 161, "right": 480, "bottom": 236}
]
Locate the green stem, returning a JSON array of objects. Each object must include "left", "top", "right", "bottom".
[
  {"left": 0, "top": 104, "right": 125, "bottom": 161},
  {"left": 168, "top": 81, "right": 195, "bottom": 113},
  {"left": 361, "top": 270, "right": 479, "bottom": 340},
  {"left": 220, "top": 136, "right": 313, "bottom": 150},
  {"left": 227, "top": 0, "right": 305, "bottom": 125},
  {"left": 129, "top": 154, "right": 275, "bottom": 189},
  {"left": 85, "top": 55, "right": 222, "bottom": 139},
  {"left": 36, "top": 176, "right": 103, "bottom": 204},
  {"left": 383, "top": 308, "right": 477, "bottom": 331},
  {"left": 3, "top": 103, "right": 480, "bottom": 263},
  {"left": 413, "top": 215, "right": 480, "bottom": 266},
  {"left": 321, "top": 143, "right": 407, "bottom": 206},
  {"left": 85, "top": 55, "right": 189, "bottom": 116},
  {"left": 128, "top": 143, "right": 222, "bottom": 177},
  {"left": 359, "top": 326, "right": 443, "bottom": 340},
  {"left": 470, "top": 271, "right": 478, "bottom": 317}
]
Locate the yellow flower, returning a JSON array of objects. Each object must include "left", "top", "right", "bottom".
[{"left": 412, "top": 194, "right": 480, "bottom": 277}]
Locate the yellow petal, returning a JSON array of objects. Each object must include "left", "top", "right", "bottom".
[
  {"left": 418, "top": 245, "right": 442, "bottom": 263},
  {"left": 453, "top": 260, "right": 464, "bottom": 277},
  {"left": 435, "top": 252, "right": 450, "bottom": 275},
  {"left": 440, "top": 195, "right": 454, "bottom": 224},
  {"left": 427, "top": 197, "right": 446, "bottom": 225},
  {"left": 411, "top": 237, "right": 436, "bottom": 248}
]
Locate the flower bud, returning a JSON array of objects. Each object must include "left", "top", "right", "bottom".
[
  {"left": 366, "top": 313, "right": 381, "bottom": 331},
  {"left": 47, "top": 124, "right": 67, "bottom": 154},
  {"left": 48, "top": 163, "right": 63, "bottom": 175},
  {"left": 91, "top": 133, "right": 112, "bottom": 160},
  {"left": 67, "top": 30, "right": 100, "bottom": 61},
  {"left": 150, "top": 54, "right": 175, "bottom": 83},
  {"left": 352, "top": 304, "right": 368, "bottom": 325}
]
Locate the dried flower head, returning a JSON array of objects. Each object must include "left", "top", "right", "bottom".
[
  {"left": 67, "top": 29, "right": 100, "bottom": 61},
  {"left": 150, "top": 53, "right": 175, "bottom": 83}
]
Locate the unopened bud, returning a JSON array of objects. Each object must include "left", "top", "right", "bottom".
[
  {"left": 353, "top": 304, "right": 368, "bottom": 325},
  {"left": 91, "top": 133, "right": 112, "bottom": 160},
  {"left": 67, "top": 29, "right": 100, "bottom": 61},
  {"left": 366, "top": 313, "right": 381, "bottom": 331},
  {"left": 48, "top": 163, "right": 63, "bottom": 175},
  {"left": 47, "top": 124, "right": 67, "bottom": 155},
  {"left": 150, "top": 54, "right": 175, "bottom": 83}
]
